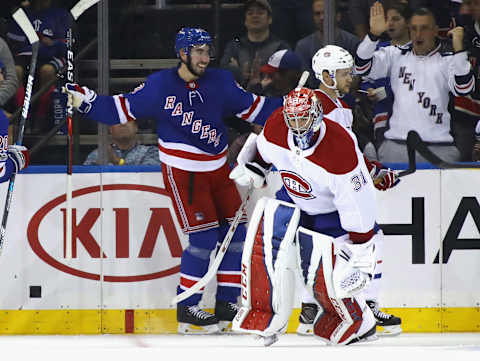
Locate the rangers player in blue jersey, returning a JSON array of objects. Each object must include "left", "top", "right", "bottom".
[
  {"left": 64, "top": 27, "right": 283, "bottom": 334},
  {"left": 0, "top": 110, "right": 29, "bottom": 183}
]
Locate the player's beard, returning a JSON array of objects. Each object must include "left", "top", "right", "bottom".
[{"left": 185, "top": 55, "right": 206, "bottom": 78}]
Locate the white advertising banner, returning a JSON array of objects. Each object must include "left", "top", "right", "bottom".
[{"left": 0, "top": 168, "right": 478, "bottom": 311}]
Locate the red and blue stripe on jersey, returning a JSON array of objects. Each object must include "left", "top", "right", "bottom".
[{"left": 86, "top": 67, "right": 282, "bottom": 172}]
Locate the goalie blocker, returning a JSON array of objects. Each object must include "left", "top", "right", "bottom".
[{"left": 233, "top": 197, "right": 377, "bottom": 346}]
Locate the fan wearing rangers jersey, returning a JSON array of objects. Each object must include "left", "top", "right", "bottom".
[
  {"left": 355, "top": 2, "right": 474, "bottom": 163},
  {"left": 7, "top": 0, "right": 72, "bottom": 133},
  {"left": 64, "top": 27, "right": 283, "bottom": 334},
  {"left": 230, "top": 87, "right": 380, "bottom": 346}
]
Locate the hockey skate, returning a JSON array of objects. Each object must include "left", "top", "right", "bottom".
[
  {"left": 214, "top": 300, "right": 239, "bottom": 332},
  {"left": 296, "top": 303, "right": 318, "bottom": 335},
  {"left": 366, "top": 300, "right": 402, "bottom": 336},
  {"left": 177, "top": 305, "right": 220, "bottom": 334}
]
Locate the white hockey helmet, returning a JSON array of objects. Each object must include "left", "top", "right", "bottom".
[
  {"left": 312, "top": 45, "right": 354, "bottom": 90},
  {"left": 283, "top": 87, "right": 323, "bottom": 150}
]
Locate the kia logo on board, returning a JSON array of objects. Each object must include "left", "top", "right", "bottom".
[{"left": 27, "top": 184, "right": 185, "bottom": 282}]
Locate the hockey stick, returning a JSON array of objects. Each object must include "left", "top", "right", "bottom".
[
  {"left": 171, "top": 184, "right": 254, "bottom": 305},
  {"left": 398, "top": 130, "right": 418, "bottom": 177},
  {"left": 171, "top": 70, "right": 311, "bottom": 305},
  {"left": 0, "top": 8, "right": 39, "bottom": 256},
  {"left": 65, "top": 0, "right": 100, "bottom": 260},
  {"left": 407, "top": 130, "right": 480, "bottom": 169}
]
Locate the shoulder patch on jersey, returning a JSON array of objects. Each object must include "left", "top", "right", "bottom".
[
  {"left": 307, "top": 119, "right": 358, "bottom": 174},
  {"left": 263, "top": 107, "right": 289, "bottom": 149}
]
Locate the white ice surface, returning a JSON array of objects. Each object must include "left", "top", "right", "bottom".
[{"left": 0, "top": 333, "right": 479, "bottom": 361}]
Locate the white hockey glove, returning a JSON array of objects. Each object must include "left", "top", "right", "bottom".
[
  {"left": 229, "top": 162, "right": 268, "bottom": 188},
  {"left": 7, "top": 145, "right": 29, "bottom": 173},
  {"left": 63, "top": 83, "right": 97, "bottom": 113},
  {"left": 333, "top": 238, "right": 376, "bottom": 298}
]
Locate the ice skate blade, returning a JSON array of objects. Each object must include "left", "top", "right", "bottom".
[
  {"left": 177, "top": 323, "right": 219, "bottom": 335},
  {"left": 296, "top": 323, "right": 313, "bottom": 336},
  {"left": 218, "top": 320, "right": 233, "bottom": 333},
  {"left": 377, "top": 324, "right": 402, "bottom": 336},
  {"left": 254, "top": 334, "right": 279, "bottom": 347}
]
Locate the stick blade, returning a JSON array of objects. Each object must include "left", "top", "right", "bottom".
[
  {"left": 71, "top": 0, "right": 100, "bottom": 20},
  {"left": 12, "top": 8, "right": 39, "bottom": 44}
]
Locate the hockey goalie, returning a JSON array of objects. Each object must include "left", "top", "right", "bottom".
[{"left": 229, "top": 87, "right": 381, "bottom": 346}]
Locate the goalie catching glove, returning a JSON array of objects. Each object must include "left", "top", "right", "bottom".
[
  {"left": 8, "top": 145, "right": 29, "bottom": 173},
  {"left": 63, "top": 83, "right": 97, "bottom": 113},
  {"left": 229, "top": 162, "right": 268, "bottom": 188}
]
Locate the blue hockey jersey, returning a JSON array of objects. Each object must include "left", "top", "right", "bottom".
[
  {"left": 0, "top": 110, "right": 19, "bottom": 183},
  {"left": 86, "top": 67, "right": 283, "bottom": 171}
]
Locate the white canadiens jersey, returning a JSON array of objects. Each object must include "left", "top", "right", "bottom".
[
  {"left": 355, "top": 36, "right": 474, "bottom": 142},
  {"left": 257, "top": 108, "right": 377, "bottom": 234},
  {"left": 314, "top": 89, "right": 353, "bottom": 131}
]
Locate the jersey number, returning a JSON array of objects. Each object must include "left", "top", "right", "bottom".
[{"left": 351, "top": 171, "right": 367, "bottom": 192}]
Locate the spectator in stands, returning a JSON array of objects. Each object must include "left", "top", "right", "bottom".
[
  {"left": 296, "top": 0, "right": 360, "bottom": 88},
  {"left": 259, "top": 49, "right": 303, "bottom": 96},
  {"left": 454, "top": 0, "right": 480, "bottom": 161},
  {"left": 360, "top": 2, "right": 411, "bottom": 155},
  {"left": 355, "top": 2, "right": 474, "bottom": 163},
  {"left": 227, "top": 49, "right": 303, "bottom": 165},
  {"left": 0, "top": 37, "right": 17, "bottom": 114},
  {"left": 348, "top": 0, "right": 388, "bottom": 39},
  {"left": 268, "top": 0, "right": 315, "bottom": 48},
  {"left": 7, "top": 0, "right": 71, "bottom": 134},
  {"left": 220, "top": 0, "right": 290, "bottom": 92},
  {"left": 83, "top": 121, "right": 161, "bottom": 166}
]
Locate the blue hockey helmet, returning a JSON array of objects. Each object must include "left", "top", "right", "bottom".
[{"left": 175, "top": 27, "right": 213, "bottom": 58}]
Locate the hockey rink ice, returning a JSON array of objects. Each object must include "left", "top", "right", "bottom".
[{"left": 0, "top": 333, "right": 479, "bottom": 361}]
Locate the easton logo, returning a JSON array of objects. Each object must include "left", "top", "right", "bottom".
[
  {"left": 279, "top": 170, "right": 315, "bottom": 199},
  {"left": 27, "top": 184, "right": 186, "bottom": 282}
]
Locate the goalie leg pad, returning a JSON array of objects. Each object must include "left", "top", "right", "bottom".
[
  {"left": 232, "top": 197, "right": 300, "bottom": 337},
  {"left": 296, "top": 227, "right": 366, "bottom": 345}
]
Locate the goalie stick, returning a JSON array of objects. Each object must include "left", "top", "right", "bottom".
[
  {"left": 0, "top": 8, "right": 39, "bottom": 256},
  {"left": 171, "top": 71, "right": 312, "bottom": 305},
  {"left": 65, "top": 0, "right": 100, "bottom": 260},
  {"left": 398, "top": 130, "right": 418, "bottom": 177},
  {"left": 407, "top": 130, "right": 480, "bottom": 169}
]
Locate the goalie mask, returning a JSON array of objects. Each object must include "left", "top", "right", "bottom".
[
  {"left": 283, "top": 87, "right": 323, "bottom": 150},
  {"left": 312, "top": 45, "right": 353, "bottom": 91},
  {"left": 174, "top": 27, "right": 214, "bottom": 58}
]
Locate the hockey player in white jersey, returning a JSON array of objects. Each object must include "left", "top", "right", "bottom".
[
  {"left": 229, "top": 87, "right": 380, "bottom": 346},
  {"left": 293, "top": 44, "right": 401, "bottom": 336},
  {"left": 355, "top": 2, "right": 474, "bottom": 163}
]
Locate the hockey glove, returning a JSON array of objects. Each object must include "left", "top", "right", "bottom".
[
  {"left": 369, "top": 160, "right": 400, "bottom": 191},
  {"left": 7, "top": 145, "right": 29, "bottom": 173},
  {"left": 334, "top": 238, "right": 376, "bottom": 297},
  {"left": 63, "top": 83, "right": 97, "bottom": 113},
  {"left": 229, "top": 162, "right": 268, "bottom": 188}
]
